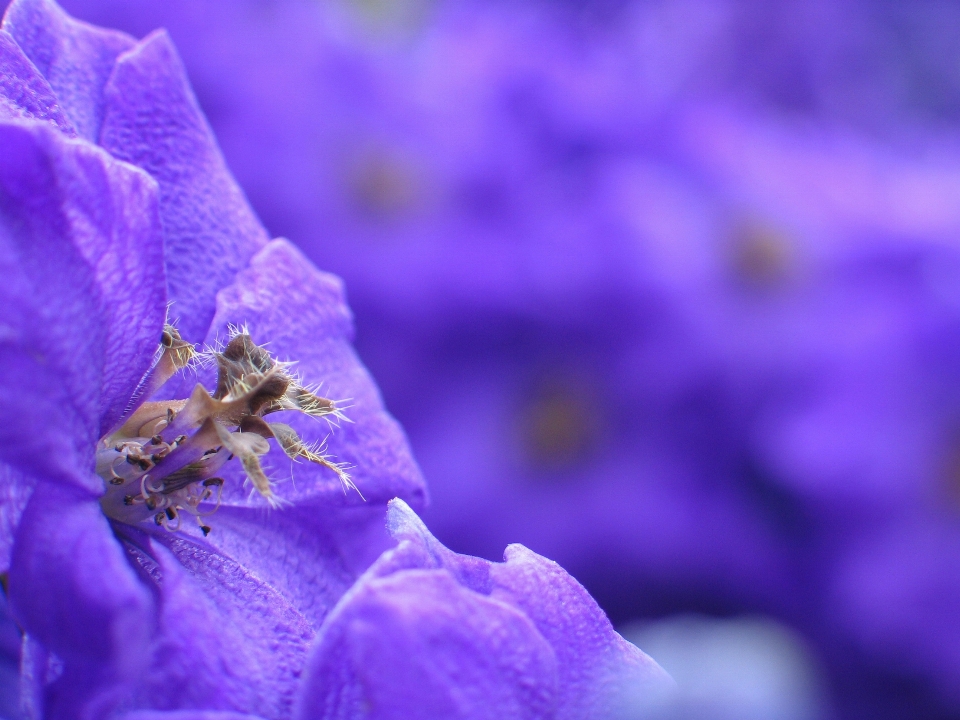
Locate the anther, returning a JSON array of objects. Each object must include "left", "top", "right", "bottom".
[
  {"left": 123, "top": 495, "right": 135, "bottom": 506},
  {"left": 200, "top": 524, "right": 211, "bottom": 537},
  {"left": 163, "top": 506, "right": 181, "bottom": 531},
  {"left": 202, "top": 477, "right": 224, "bottom": 487},
  {"left": 125, "top": 453, "right": 153, "bottom": 471},
  {"left": 151, "top": 435, "right": 163, "bottom": 445},
  {"left": 145, "top": 495, "right": 159, "bottom": 510},
  {"left": 150, "top": 444, "right": 172, "bottom": 461},
  {"left": 154, "top": 512, "right": 164, "bottom": 526},
  {"left": 109, "top": 476, "right": 125, "bottom": 486}
]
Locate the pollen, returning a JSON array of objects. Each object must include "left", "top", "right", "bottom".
[{"left": 97, "top": 325, "right": 358, "bottom": 534}]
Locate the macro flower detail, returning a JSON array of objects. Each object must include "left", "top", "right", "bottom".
[
  {"left": 98, "top": 325, "right": 357, "bottom": 534},
  {"left": 26, "top": 0, "right": 960, "bottom": 716},
  {"left": 0, "top": 1, "right": 673, "bottom": 718},
  {"left": 0, "top": 0, "right": 421, "bottom": 715}
]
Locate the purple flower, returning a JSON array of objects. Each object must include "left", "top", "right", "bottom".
[
  {"left": 43, "top": 1, "right": 960, "bottom": 717},
  {"left": 0, "top": 0, "right": 670, "bottom": 717}
]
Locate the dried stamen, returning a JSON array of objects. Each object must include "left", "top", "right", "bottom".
[
  {"left": 269, "top": 422, "right": 360, "bottom": 497},
  {"left": 97, "top": 325, "right": 357, "bottom": 532}
]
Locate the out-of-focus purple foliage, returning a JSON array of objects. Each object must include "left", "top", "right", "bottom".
[
  {"left": 0, "top": 0, "right": 671, "bottom": 717},
  {"left": 43, "top": 0, "right": 960, "bottom": 717}
]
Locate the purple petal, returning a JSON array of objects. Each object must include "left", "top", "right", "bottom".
[
  {"left": 207, "top": 239, "right": 426, "bottom": 509},
  {"left": 490, "top": 545, "right": 671, "bottom": 719},
  {"left": 0, "top": 120, "right": 164, "bottom": 482},
  {"left": 0, "top": 461, "right": 35, "bottom": 570},
  {"left": 0, "top": 27, "right": 76, "bottom": 133},
  {"left": 2, "top": 0, "right": 135, "bottom": 140},
  {"left": 99, "top": 29, "right": 268, "bottom": 341},
  {"left": 387, "top": 499, "right": 672, "bottom": 718},
  {"left": 296, "top": 568, "right": 559, "bottom": 720},
  {"left": 381, "top": 492, "right": 493, "bottom": 592},
  {"left": 0, "top": 122, "right": 100, "bottom": 481},
  {"left": 71, "top": 141, "right": 166, "bottom": 437},
  {"left": 8, "top": 480, "right": 154, "bottom": 720},
  {"left": 113, "top": 524, "right": 313, "bottom": 719},
  {"left": 296, "top": 500, "right": 671, "bottom": 719},
  {"left": 194, "top": 504, "right": 394, "bottom": 629}
]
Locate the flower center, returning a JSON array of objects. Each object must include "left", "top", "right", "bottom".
[
  {"left": 521, "top": 376, "right": 599, "bottom": 470},
  {"left": 731, "top": 221, "right": 795, "bottom": 287},
  {"left": 97, "top": 326, "right": 357, "bottom": 535}
]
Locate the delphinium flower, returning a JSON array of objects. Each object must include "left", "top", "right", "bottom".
[
  {"left": 34, "top": 0, "right": 858, "bottom": 699},
  {"left": 0, "top": 1, "right": 673, "bottom": 718},
  {"left": 52, "top": 0, "right": 807, "bottom": 619},
  {"left": 44, "top": 0, "right": 960, "bottom": 717}
]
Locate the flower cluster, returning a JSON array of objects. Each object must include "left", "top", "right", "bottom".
[{"left": 0, "top": 1, "right": 671, "bottom": 718}]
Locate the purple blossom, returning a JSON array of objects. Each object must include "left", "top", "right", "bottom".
[
  {"left": 40, "top": 1, "right": 960, "bottom": 717},
  {"left": 0, "top": 0, "right": 670, "bottom": 717}
]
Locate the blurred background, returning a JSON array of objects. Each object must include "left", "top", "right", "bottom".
[{"left": 30, "top": 0, "right": 960, "bottom": 716}]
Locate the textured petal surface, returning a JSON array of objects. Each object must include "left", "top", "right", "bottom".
[
  {"left": 3, "top": 0, "right": 134, "bottom": 140},
  {"left": 0, "top": 121, "right": 100, "bottom": 482},
  {"left": 111, "top": 525, "right": 314, "bottom": 719},
  {"left": 8, "top": 480, "right": 155, "bottom": 720},
  {"left": 296, "top": 500, "right": 671, "bottom": 720},
  {"left": 206, "top": 239, "right": 426, "bottom": 509},
  {"left": 491, "top": 545, "right": 670, "bottom": 719},
  {"left": 0, "top": 27, "right": 75, "bottom": 133},
  {"left": 67, "top": 136, "right": 166, "bottom": 437},
  {"left": 297, "top": 568, "right": 558, "bottom": 720},
  {"left": 70, "top": 502, "right": 395, "bottom": 718},
  {"left": 0, "top": 120, "right": 164, "bottom": 483},
  {"left": 99, "top": 29, "right": 268, "bottom": 341},
  {"left": 388, "top": 500, "right": 673, "bottom": 719},
  {"left": 195, "top": 504, "right": 394, "bottom": 629},
  {"left": 0, "top": 460, "right": 35, "bottom": 570}
]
